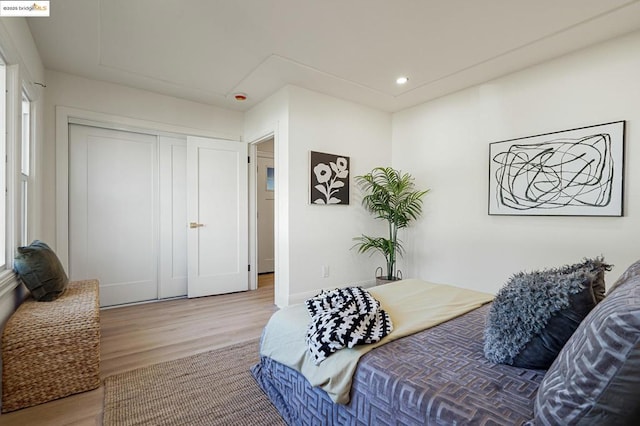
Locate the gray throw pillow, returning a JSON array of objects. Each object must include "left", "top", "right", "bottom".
[
  {"left": 484, "top": 258, "right": 611, "bottom": 369},
  {"left": 531, "top": 259, "right": 640, "bottom": 425},
  {"left": 14, "top": 240, "right": 69, "bottom": 301}
]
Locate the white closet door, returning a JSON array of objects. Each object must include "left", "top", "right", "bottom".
[
  {"left": 69, "top": 124, "right": 158, "bottom": 306},
  {"left": 187, "top": 136, "right": 248, "bottom": 297}
]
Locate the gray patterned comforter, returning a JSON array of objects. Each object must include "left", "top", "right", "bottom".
[{"left": 252, "top": 304, "right": 546, "bottom": 425}]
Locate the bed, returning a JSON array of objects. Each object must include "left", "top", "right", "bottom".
[
  {"left": 252, "top": 303, "right": 544, "bottom": 425},
  {"left": 252, "top": 262, "right": 640, "bottom": 425}
]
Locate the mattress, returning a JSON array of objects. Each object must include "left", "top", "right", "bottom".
[{"left": 252, "top": 304, "right": 546, "bottom": 425}]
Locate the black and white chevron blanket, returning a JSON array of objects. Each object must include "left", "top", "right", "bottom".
[{"left": 305, "top": 286, "right": 393, "bottom": 365}]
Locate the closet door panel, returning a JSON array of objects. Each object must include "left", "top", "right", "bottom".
[{"left": 69, "top": 124, "right": 158, "bottom": 306}]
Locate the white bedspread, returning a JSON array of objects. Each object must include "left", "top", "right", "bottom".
[{"left": 259, "top": 279, "right": 494, "bottom": 404}]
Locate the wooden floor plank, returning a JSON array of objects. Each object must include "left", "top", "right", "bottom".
[{"left": 0, "top": 274, "right": 277, "bottom": 425}]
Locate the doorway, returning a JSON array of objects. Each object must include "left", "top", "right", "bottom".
[
  {"left": 252, "top": 137, "right": 276, "bottom": 292},
  {"left": 256, "top": 140, "right": 274, "bottom": 275}
]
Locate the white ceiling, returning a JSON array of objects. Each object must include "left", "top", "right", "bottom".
[{"left": 27, "top": 0, "right": 640, "bottom": 112}]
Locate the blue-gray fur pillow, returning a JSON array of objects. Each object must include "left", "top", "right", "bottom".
[{"left": 483, "top": 258, "right": 611, "bottom": 369}]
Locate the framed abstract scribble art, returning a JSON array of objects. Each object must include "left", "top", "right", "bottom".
[
  {"left": 310, "top": 151, "right": 350, "bottom": 205},
  {"left": 488, "top": 121, "right": 625, "bottom": 216}
]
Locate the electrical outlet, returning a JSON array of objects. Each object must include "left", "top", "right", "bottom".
[{"left": 322, "top": 265, "right": 330, "bottom": 278}]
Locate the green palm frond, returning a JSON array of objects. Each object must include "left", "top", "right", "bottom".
[{"left": 353, "top": 167, "right": 429, "bottom": 279}]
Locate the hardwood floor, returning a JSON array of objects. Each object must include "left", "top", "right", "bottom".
[{"left": 0, "top": 274, "right": 278, "bottom": 425}]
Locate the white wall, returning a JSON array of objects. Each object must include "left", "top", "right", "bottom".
[
  {"left": 289, "top": 87, "right": 391, "bottom": 302},
  {"left": 392, "top": 30, "right": 640, "bottom": 294},
  {"left": 245, "top": 86, "right": 392, "bottom": 305},
  {"left": 0, "top": 18, "right": 44, "bottom": 84},
  {"left": 287, "top": 86, "right": 391, "bottom": 303},
  {"left": 40, "top": 70, "right": 245, "bottom": 246}
]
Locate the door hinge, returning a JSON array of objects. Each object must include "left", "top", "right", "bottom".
[
  {"left": 248, "top": 264, "right": 251, "bottom": 271},
  {"left": 248, "top": 156, "right": 251, "bottom": 163}
]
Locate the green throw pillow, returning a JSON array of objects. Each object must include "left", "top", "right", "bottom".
[{"left": 14, "top": 240, "right": 69, "bottom": 301}]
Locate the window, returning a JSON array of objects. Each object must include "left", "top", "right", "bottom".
[
  {"left": 0, "top": 38, "right": 39, "bottom": 290},
  {"left": 0, "top": 58, "right": 6, "bottom": 268},
  {"left": 0, "top": 55, "right": 28, "bottom": 277},
  {"left": 20, "top": 92, "right": 31, "bottom": 246}
]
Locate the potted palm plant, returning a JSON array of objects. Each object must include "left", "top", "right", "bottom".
[{"left": 353, "top": 167, "right": 429, "bottom": 284}]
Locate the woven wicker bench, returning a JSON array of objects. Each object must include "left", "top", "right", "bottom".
[{"left": 1, "top": 279, "right": 100, "bottom": 412}]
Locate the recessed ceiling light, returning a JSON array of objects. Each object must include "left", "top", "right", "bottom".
[{"left": 396, "top": 76, "right": 409, "bottom": 85}]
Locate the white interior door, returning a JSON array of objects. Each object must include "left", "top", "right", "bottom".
[
  {"left": 187, "top": 136, "right": 248, "bottom": 297},
  {"left": 69, "top": 124, "right": 158, "bottom": 306},
  {"left": 257, "top": 155, "right": 275, "bottom": 273}
]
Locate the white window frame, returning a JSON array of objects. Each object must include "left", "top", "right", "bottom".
[
  {"left": 20, "top": 91, "right": 32, "bottom": 247},
  {"left": 0, "top": 61, "right": 20, "bottom": 297},
  {"left": 0, "top": 59, "right": 6, "bottom": 272}
]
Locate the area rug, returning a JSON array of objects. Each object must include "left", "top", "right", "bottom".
[{"left": 103, "top": 339, "right": 286, "bottom": 426}]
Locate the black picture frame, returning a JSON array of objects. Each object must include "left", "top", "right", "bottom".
[
  {"left": 310, "top": 151, "right": 350, "bottom": 205},
  {"left": 488, "top": 121, "right": 625, "bottom": 216}
]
